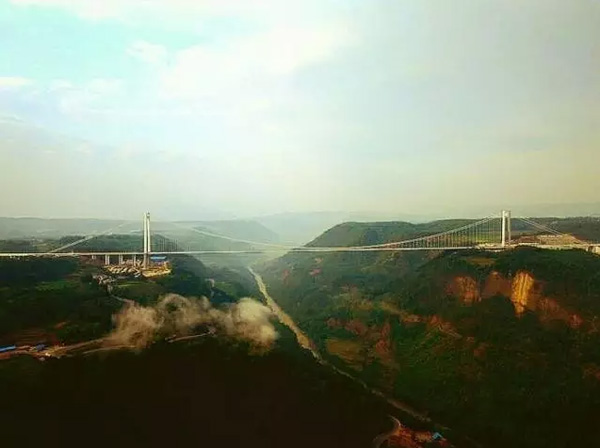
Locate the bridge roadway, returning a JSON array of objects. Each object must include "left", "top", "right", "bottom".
[
  {"left": 0, "top": 243, "right": 599, "bottom": 258},
  {"left": 0, "top": 248, "right": 483, "bottom": 257}
]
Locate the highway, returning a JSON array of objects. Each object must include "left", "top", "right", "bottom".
[{"left": 372, "top": 416, "right": 402, "bottom": 448}]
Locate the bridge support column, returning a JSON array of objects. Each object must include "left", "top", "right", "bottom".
[
  {"left": 132, "top": 254, "right": 137, "bottom": 265},
  {"left": 104, "top": 254, "right": 111, "bottom": 265},
  {"left": 501, "top": 210, "right": 512, "bottom": 248},
  {"left": 118, "top": 254, "right": 124, "bottom": 265},
  {"left": 91, "top": 255, "right": 97, "bottom": 261},
  {"left": 507, "top": 210, "right": 512, "bottom": 245},
  {"left": 143, "top": 212, "right": 151, "bottom": 268}
]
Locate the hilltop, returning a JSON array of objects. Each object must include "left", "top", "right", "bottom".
[{"left": 308, "top": 219, "right": 477, "bottom": 247}]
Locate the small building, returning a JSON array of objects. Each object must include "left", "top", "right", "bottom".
[{"left": 150, "top": 255, "right": 168, "bottom": 266}]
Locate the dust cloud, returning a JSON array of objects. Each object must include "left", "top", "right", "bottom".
[{"left": 105, "top": 294, "right": 278, "bottom": 350}]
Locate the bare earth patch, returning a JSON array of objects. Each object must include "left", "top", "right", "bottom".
[{"left": 326, "top": 338, "right": 365, "bottom": 371}]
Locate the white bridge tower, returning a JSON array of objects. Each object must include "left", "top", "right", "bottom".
[
  {"left": 143, "top": 212, "right": 151, "bottom": 268},
  {"left": 501, "top": 210, "right": 512, "bottom": 248}
]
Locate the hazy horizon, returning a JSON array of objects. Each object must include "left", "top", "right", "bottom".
[
  {"left": 1, "top": 0, "right": 599, "bottom": 220},
  {"left": 1, "top": 201, "right": 600, "bottom": 222}
]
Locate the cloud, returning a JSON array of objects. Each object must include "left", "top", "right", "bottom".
[
  {"left": 4, "top": 1, "right": 599, "bottom": 218},
  {"left": 49, "top": 79, "right": 74, "bottom": 91},
  {"left": 127, "top": 40, "right": 167, "bottom": 64},
  {"left": 160, "top": 23, "right": 352, "bottom": 100},
  {"left": 49, "top": 78, "right": 123, "bottom": 115},
  {"left": 105, "top": 294, "right": 278, "bottom": 350},
  {"left": 0, "top": 77, "right": 32, "bottom": 90},
  {"left": 10, "top": 0, "right": 126, "bottom": 20},
  {"left": 9, "top": 0, "right": 324, "bottom": 23}
]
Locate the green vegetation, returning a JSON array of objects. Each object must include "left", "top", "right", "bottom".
[
  {"left": 259, "top": 219, "right": 600, "bottom": 448},
  {"left": 110, "top": 279, "right": 166, "bottom": 305},
  {"left": 0, "top": 258, "right": 119, "bottom": 344},
  {"left": 0, "top": 239, "right": 38, "bottom": 253},
  {"left": 0, "top": 249, "right": 266, "bottom": 345},
  {"left": 0, "top": 257, "right": 78, "bottom": 285},
  {"left": 308, "top": 219, "right": 485, "bottom": 247},
  {"left": 57, "top": 233, "right": 143, "bottom": 252}
]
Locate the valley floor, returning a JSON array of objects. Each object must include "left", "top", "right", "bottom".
[{"left": 250, "top": 268, "right": 454, "bottom": 448}]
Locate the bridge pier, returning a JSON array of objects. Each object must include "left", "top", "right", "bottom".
[
  {"left": 118, "top": 254, "right": 124, "bottom": 265},
  {"left": 132, "top": 254, "right": 137, "bottom": 265},
  {"left": 104, "top": 254, "right": 111, "bottom": 265}
]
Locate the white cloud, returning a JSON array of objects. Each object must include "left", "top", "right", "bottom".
[
  {"left": 127, "top": 41, "right": 167, "bottom": 64},
  {"left": 50, "top": 78, "right": 124, "bottom": 115},
  {"left": 160, "top": 24, "right": 352, "bottom": 99},
  {"left": 9, "top": 0, "right": 321, "bottom": 23},
  {"left": 10, "top": 0, "right": 125, "bottom": 20},
  {"left": 49, "top": 79, "right": 73, "bottom": 91},
  {"left": 86, "top": 78, "right": 122, "bottom": 94},
  {"left": 0, "top": 77, "right": 32, "bottom": 90}
]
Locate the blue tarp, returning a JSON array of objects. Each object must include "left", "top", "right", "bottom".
[{"left": 0, "top": 345, "right": 16, "bottom": 353}]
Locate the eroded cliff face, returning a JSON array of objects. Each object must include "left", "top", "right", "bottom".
[
  {"left": 448, "top": 270, "right": 583, "bottom": 327},
  {"left": 446, "top": 276, "right": 480, "bottom": 304},
  {"left": 482, "top": 270, "right": 512, "bottom": 300},
  {"left": 510, "top": 271, "right": 538, "bottom": 315},
  {"left": 536, "top": 298, "right": 584, "bottom": 329}
]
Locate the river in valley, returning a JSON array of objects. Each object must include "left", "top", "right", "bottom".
[{"left": 248, "top": 268, "right": 442, "bottom": 438}]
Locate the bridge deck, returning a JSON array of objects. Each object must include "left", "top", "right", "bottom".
[{"left": 0, "top": 243, "right": 598, "bottom": 258}]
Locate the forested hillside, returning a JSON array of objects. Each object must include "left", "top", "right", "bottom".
[
  {"left": 259, "top": 220, "right": 600, "bottom": 448},
  {"left": 0, "top": 251, "right": 256, "bottom": 346}
]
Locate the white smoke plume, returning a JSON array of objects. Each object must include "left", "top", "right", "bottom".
[{"left": 105, "top": 294, "right": 278, "bottom": 350}]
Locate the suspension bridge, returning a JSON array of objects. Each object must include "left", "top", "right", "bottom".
[{"left": 0, "top": 210, "right": 598, "bottom": 264}]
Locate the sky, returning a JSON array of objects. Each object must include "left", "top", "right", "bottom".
[{"left": 0, "top": 0, "right": 599, "bottom": 220}]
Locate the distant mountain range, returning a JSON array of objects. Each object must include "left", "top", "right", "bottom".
[{"left": 0, "top": 217, "right": 138, "bottom": 239}]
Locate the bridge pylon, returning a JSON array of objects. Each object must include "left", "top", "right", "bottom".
[
  {"left": 143, "top": 212, "right": 151, "bottom": 268},
  {"left": 501, "top": 210, "right": 512, "bottom": 248}
]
